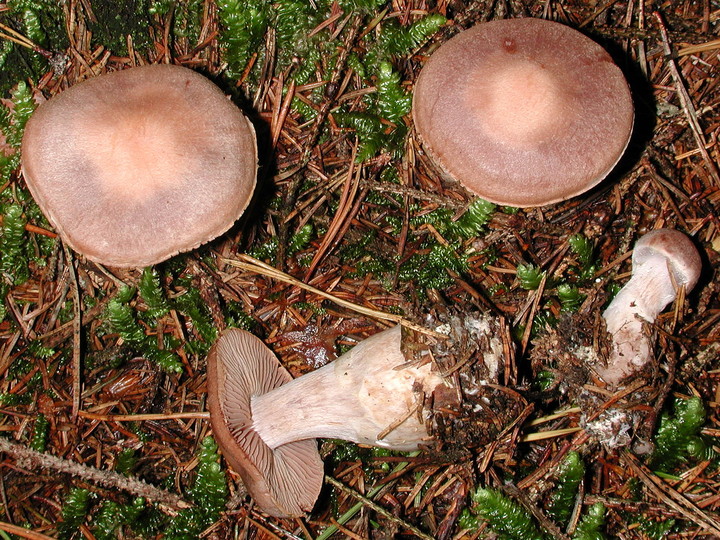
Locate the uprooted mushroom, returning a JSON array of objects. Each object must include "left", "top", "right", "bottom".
[
  {"left": 207, "top": 313, "right": 526, "bottom": 517},
  {"left": 593, "top": 229, "right": 702, "bottom": 386},
  {"left": 532, "top": 229, "right": 702, "bottom": 449}
]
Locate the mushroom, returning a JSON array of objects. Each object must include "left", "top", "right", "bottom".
[
  {"left": 21, "top": 64, "right": 257, "bottom": 267},
  {"left": 412, "top": 18, "right": 634, "bottom": 207},
  {"left": 207, "top": 325, "right": 446, "bottom": 517},
  {"left": 207, "top": 315, "right": 522, "bottom": 517},
  {"left": 594, "top": 229, "right": 702, "bottom": 387}
]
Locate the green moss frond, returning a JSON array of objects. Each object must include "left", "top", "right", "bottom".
[
  {"left": 517, "top": 263, "right": 545, "bottom": 290},
  {"left": 337, "top": 0, "right": 387, "bottom": 11},
  {"left": 138, "top": 267, "right": 170, "bottom": 319},
  {"left": 274, "top": 0, "right": 317, "bottom": 57},
  {"left": 650, "top": 396, "right": 712, "bottom": 472},
  {"left": 57, "top": 487, "right": 93, "bottom": 539},
  {"left": 7, "top": 0, "right": 66, "bottom": 47},
  {"left": 398, "top": 243, "right": 467, "bottom": 292},
  {"left": 217, "top": 0, "right": 271, "bottom": 79},
  {"left": 0, "top": 203, "right": 29, "bottom": 284},
  {"left": 107, "top": 290, "right": 146, "bottom": 345},
  {"left": 634, "top": 515, "right": 677, "bottom": 539},
  {"left": 165, "top": 437, "right": 228, "bottom": 539},
  {"left": 376, "top": 61, "right": 411, "bottom": 123},
  {"left": 0, "top": 40, "right": 13, "bottom": 72},
  {"left": 547, "top": 451, "right": 585, "bottom": 524},
  {"left": 188, "top": 436, "right": 228, "bottom": 514},
  {"left": 1, "top": 81, "right": 35, "bottom": 183},
  {"left": 115, "top": 448, "right": 138, "bottom": 476},
  {"left": 145, "top": 348, "right": 183, "bottom": 373},
  {"left": 471, "top": 488, "right": 545, "bottom": 540},
  {"left": 149, "top": 0, "right": 203, "bottom": 42},
  {"left": 572, "top": 503, "right": 606, "bottom": 540},
  {"left": 446, "top": 199, "right": 496, "bottom": 239},
  {"left": 365, "top": 14, "right": 445, "bottom": 65},
  {"left": 107, "top": 287, "right": 183, "bottom": 373},
  {"left": 557, "top": 284, "right": 585, "bottom": 312},
  {"left": 288, "top": 223, "right": 314, "bottom": 255},
  {"left": 334, "top": 111, "right": 382, "bottom": 135},
  {"left": 568, "top": 234, "right": 597, "bottom": 280},
  {"left": 29, "top": 413, "right": 49, "bottom": 452},
  {"left": 92, "top": 498, "right": 145, "bottom": 540},
  {"left": 174, "top": 287, "right": 217, "bottom": 348}
]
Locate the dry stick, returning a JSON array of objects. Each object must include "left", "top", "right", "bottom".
[
  {"left": 678, "top": 38, "right": 720, "bottom": 56},
  {"left": 223, "top": 254, "right": 444, "bottom": 338},
  {"left": 0, "top": 521, "right": 55, "bottom": 540},
  {"left": 63, "top": 245, "right": 81, "bottom": 421},
  {"left": 655, "top": 12, "right": 720, "bottom": 188},
  {"left": 78, "top": 411, "right": 209, "bottom": 422},
  {"left": 0, "top": 215, "right": 57, "bottom": 238},
  {"left": 324, "top": 475, "right": 434, "bottom": 540},
  {"left": 0, "top": 22, "right": 36, "bottom": 49},
  {"left": 623, "top": 451, "right": 720, "bottom": 535},
  {"left": 0, "top": 438, "right": 191, "bottom": 512}
]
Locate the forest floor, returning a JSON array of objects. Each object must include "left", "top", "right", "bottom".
[{"left": 0, "top": 0, "right": 719, "bottom": 538}]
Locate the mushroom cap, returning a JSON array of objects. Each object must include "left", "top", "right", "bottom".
[
  {"left": 21, "top": 64, "right": 257, "bottom": 267},
  {"left": 632, "top": 229, "right": 702, "bottom": 292},
  {"left": 412, "top": 18, "right": 634, "bottom": 207},
  {"left": 207, "top": 328, "right": 324, "bottom": 518}
]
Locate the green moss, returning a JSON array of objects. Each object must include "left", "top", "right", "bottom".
[
  {"left": 115, "top": 449, "right": 138, "bottom": 476},
  {"left": 138, "top": 267, "right": 170, "bottom": 319},
  {"left": 649, "top": 396, "right": 714, "bottom": 472},
  {"left": 572, "top": 503, "right": 606, "bottom": 540},
  {"left": 568, "top": 234, "right": 597, "bottom": 281},
  {"left": 174, "top": 286, "right": 216, "bottom": 350},
  {"left": 517, "top": 263, "right": 545, "bottom": 290},
  {"left": 557, "top": 284, "right": 585, "bottom": 312},
  {"left": 164, "top": 437, "right": 228, "bottom": 539},
  {"left": 217, "top": 0, "right": 271, "bottom": 79},
  {"left": 57, "top": 487, "right": 93, "bottom": 539},
  {"left": 29, "top": 413, "right": 49, "bottom": 452},
  {"left": 1, "top": 1, "right": 68, "bottom": 91},
  {"left": 107, "top": 287, "right": 183, "bottom": 373},
  {"left": 0, "top": 203, "right": 29, "bottom": 284},
  {"left": 547, "top": 452, "right": 585, "bottom": 524},
  {"left": 149, "top": 0, "right": 203, "bottom": 43},
  {"left": 471, "top": 488, "right": 545, "bottom": 540}
]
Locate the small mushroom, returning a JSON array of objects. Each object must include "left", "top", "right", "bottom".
[
  {"left": 412, "top": 18, "right": 634, "bottom": 207},
  {"left": 21, "top": 64, "right": 257, "bottom": 267},
  {"left": 207, "top": 325, "right": 447, "bottom": 517},
  {"left": 595, "top": 229, "right": 702, "bottom": 386}
]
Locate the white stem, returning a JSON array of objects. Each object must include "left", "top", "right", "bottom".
[
  {"left": 250, "top": 326, "right": 444, "bottom": 451},
  {"left": 598, "top": 254, "right": 676, "bottom": 385}
]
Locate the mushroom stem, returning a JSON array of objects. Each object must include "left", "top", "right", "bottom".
[
  {"left": 595, "top": 229, "right": 701, "bottom": 386},
  {"left": 251, "top": 326, "right": 444, "bottom": 451}
]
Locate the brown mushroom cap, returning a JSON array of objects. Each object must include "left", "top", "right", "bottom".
[
  {"left": 207, "top": 328, "right": 324, "bottom": 518},
  {"left": 412, "top": 18, "right": 634, "bottom": 207},
  {"left": 21, "top": 64, "right": 257, "bottom": 267}
]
